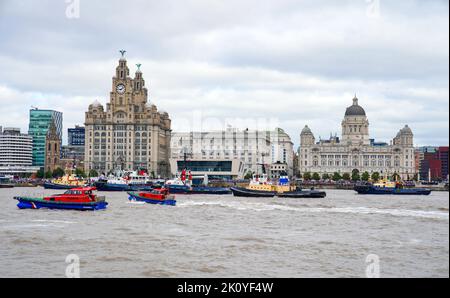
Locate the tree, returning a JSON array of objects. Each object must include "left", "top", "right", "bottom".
[
  {"left": 371, "top": 172, "right": 380, "bottom": 182},
  {"left": 297, "top": 172, "right": 302, "bottom": 179},
  {"left": 303, "top": 172, "right": 312, "bottom": 180},
  {"left": 322, "top": 173, "right": 330, "bottom": 180},
  {"left": 312, "top": 172, "right": 321, "bottom": 181},
  {"left": 342, "top": 173, "right": 351, "bottom": 181},
  {"left": 332, "top": 172, "right": 342, "bottom": 181},
  {"left": 392, "top": 172, "right": 400, "bottom": 181},
  {"left": 361, "top": 171, "right": 370, "bottom": 181},
  {"left": 89, "top": 169, "right": 99, "bottom": 178},
  {"left": 45, "top": 170, "right": 53, "bottom": 179},
  {"left": 36, "top": 168, "right": 45, "bottom": 179},
  {"left": 351, "top": 169, "right": 360, "bottom": 181},
  {"left": 52, "top": 168, "right": 65, "bottom": 178},
  {"left": 75, "top": 168, "right": 86, "bottom": 178},
  {"left": 244, "top": 171, "right": 254, "bottom": 180}
]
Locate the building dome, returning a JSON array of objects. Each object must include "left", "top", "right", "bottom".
[
  {"left": 401, "top": 125, "right": 413, "bottom": 135},
  {"left": 301, "top": 125, "right": 312, "bottom": 135},
  {"left": 90, "top": 100, "right": 102, "bottom": 108},
  {"left": 345, "top": 96, "right": 366, "bottom": 116}
]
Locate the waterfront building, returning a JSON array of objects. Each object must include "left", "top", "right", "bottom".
[
  {"left": 0, "top": 127, "right": 40, "bottom": 175},
  {"left": 68, "top": 125, "right": 85, "bottom": 146},
  {"left": 28, "top": 108, "right": 63, "bottom": 167},
  {"left": 169, "top": 159, "right": 245, "bottom": 180},
  {"left": 417, "top": 146, "right": 449, "bottom": 181},
  {"left": 170, "top": 127, "right": 294, "bottom": 177},
  {"left": 44, "top": 121, "right": 61, "bottom": 173},
  {"left": 269, "top": 162, "right": 288, "bottom": 180},
  {"left": 299, "top": 96, "right": 416, "bottom": 180},
  {"left": 84, "top": 52, "right": 171, "bottom": 177}
]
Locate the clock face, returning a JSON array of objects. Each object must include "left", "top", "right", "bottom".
[{"left": 116, "top": 84, "right": 125, "bottom": 94}]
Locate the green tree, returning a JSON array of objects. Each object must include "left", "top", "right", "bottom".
[
  {"left": 312, "top": 172, "right": 321, "bottom": 181},
  {"left": 351, "top": 169, "right": 360, "bottom": 181},
  {"left": 89, "top": 169, "right": 99, "bottom": 178},
  {"left": 36, "top": 168, "right": 45, "bottom": 179},
  {"left": 361, "top": 171, "right": 370, "bottom": 181},
  {"left": 371, "top": 172, "right": 380, "bottom": 182},
  {"left": 52, "top": 167, "right": 65, "bottom": 178},
  {"left": 332, "top": 172, "right": 342, "bottom": 181},
  {"left": 322, "top": 173, "right": 330, "bottom": 180},
  {"left": 342, "top": 173, "right": 351, "bottom": 181},
  {"left": 392, "top": 172, "right": 400, "bottom": 181},
  {"left": 75, "top": 168, "right": 86, "bottom": 178},
  {"left": 244, "top": 171, "right": 254, "bottom": 180},
  {"left": 45, "top": 170, "right": 53, "bottom": 179},
  {"left": 303, "top": 172, "right": 312, "bottom": 180}
]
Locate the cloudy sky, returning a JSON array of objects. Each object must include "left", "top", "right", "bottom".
[{"left": 0, "top": 0, "right": 448, "bottom": 147}]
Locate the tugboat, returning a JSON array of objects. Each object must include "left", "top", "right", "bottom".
[
  {"left": 127, "top": 188, "right": 176, "bottom": 206},
  {"left": 354, "top": 180, "right": 431, "bottom": 195},
  {"left": 277, "top": 187, "right": 327, "bottom": 198},
  {"left": 230, "top": 170, "right": 295, "bottom": 198},
  {"left": 43, "top": 174, "right": 87, "bottom": 190},
  {"left": 14, "top": 187, "right": 108, "bottom": 211},
  {"left": 165, "top": 170, "right": 231, "bottom": 194},
  {"left": 94, "top": 171, "right": 153, "bottom": 191}
]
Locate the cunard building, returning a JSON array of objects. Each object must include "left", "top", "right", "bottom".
[
  {"left": 299, "top": 96, "right": 416, "bottom": 180},
  {"left": 84, "top": 51, "right": 171, "bottom": 177}
]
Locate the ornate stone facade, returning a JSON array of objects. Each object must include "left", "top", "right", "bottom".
[
  {"left": 44, "top": 121, "right": 61, "bottom": 173},
  {"left": 84, "top": 52, "right": 171, "bottom": 177},
  {"left": 299, "top": 96, "right": 416, "bottom": 180}
]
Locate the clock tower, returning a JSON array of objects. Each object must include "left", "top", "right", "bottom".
[{"left": 84, "top": 51, "right": 172, "bottom": 177}]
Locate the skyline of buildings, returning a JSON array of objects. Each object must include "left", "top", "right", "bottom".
[{"left": 0, "top": 52, "right": 447, "bottom": 180}]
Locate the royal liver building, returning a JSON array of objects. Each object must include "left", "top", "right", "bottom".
[
  {"left": 84, "top": 52, "right": 171, "bottom": 177},
  {"left": 299, "top": 96, "right": 415, "bottom": 180}
]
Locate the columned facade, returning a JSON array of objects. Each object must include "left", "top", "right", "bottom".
[{"left": 299, "top": 96, "right": 416, "bottom": 180}]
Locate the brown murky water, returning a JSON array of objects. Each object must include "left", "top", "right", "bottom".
[{"left": 0, "top": 188, "right": 448, "bottom": 277}]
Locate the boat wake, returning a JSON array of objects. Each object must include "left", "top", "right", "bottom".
[
  {"left": 127, "top": 200, "right": 146, "bottom": 205},
  {"left": 178, "top": 200, "right": 449, "bottom": 220}
]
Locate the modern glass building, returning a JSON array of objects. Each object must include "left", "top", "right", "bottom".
[
  {"left": 68, "top": 125, "right": 85, "bottom": 146},
  {"left": 28, "top": 109, "right": 63, "bottom": 167}
]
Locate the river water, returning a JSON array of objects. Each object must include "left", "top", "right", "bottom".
[{"left": 0, "top": 188, "right": 448, "bottom": 278}]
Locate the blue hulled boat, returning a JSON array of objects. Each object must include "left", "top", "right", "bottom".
[
  {"left": 354, "top": 184, "right": 431, "bottom": 195},
  {"left": 128, "top": 189, "right": 176, "bottom": 206},
  {"left": 354, "top": 181, "right": 431, "bottom": 195},
  {"left": 190, "top": 186, "right": 231, "bottom": 195},
  {"left": 14, "top": 187, "right": 108, "bottom": 211}
]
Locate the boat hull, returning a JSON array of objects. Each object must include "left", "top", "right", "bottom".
[
  {"left": 354, "top": 185, "right": 432, "bottom": 195},
  {"left": 278, "top": 190, "right": 327, "bottom": 198},
  {"left": 165, "top": 184, "right": 191, "bottom": 194},
  {"left": 230, "top": 187, "right": 276, "bottom": 198},
  {"left": 94, "top": 182, "right": 153, "bottom": 192},
  {"left": 14, "top": 197, "right": 108, "bottom": 211},
  {"left": 0, "top": 184, "right": 14, "bottom": 189},
  {"left": 127, "top": 192, "right": 176, "bottom": 206},
  {"left": 189, "top": 186, "right": 231, "bottom": 195}
]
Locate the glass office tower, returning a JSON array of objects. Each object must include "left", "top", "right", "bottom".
[{"left": 28, "top": 109, "right": 63, "bottom": 167}]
